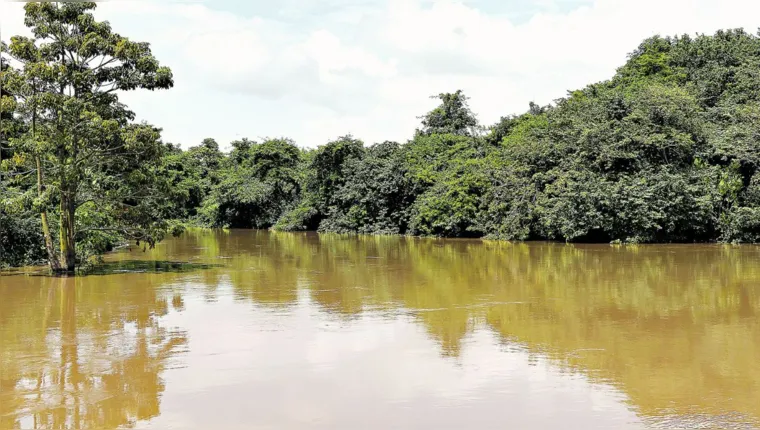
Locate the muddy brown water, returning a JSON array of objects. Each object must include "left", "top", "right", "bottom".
[{"left": 1, "top": 229, "right": 759, "bottom": 429}]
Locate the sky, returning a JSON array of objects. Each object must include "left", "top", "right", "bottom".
[{"left": 2, "top": 0, "right": 760, "bottom": 149}]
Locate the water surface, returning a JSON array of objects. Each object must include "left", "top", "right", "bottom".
[{"left": 1, "top": 230, "right": 759, "bottom": 429}]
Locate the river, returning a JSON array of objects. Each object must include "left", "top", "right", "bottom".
[{"left": 1, "top": 229, "right": 759, "bottom": 429}]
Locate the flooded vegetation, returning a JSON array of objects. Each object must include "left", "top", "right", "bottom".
[{"left": 1, "top": 230, "right": 759, "bottom": 429}]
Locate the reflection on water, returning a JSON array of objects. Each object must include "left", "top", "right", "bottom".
[
  {"left": 0, "top": 275, "right": 187, "bottom": 429},
  {"left": 1, "top": 229, "right": 759, "bottom": 429}
]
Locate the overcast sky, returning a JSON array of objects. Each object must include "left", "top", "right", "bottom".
[{"left": 2, "top": 0, "right": 760, "bottom": 149}]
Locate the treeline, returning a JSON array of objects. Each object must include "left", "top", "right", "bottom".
[
  {"left": 3, "top": 4, "right": 760, "bottom": 271},
  {"left": 161, "top": 29, "right": 760, "bottom": 244}
]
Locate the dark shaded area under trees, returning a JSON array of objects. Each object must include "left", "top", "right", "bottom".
[{"left": 4, "top": 6, "right": 760, "bottom": 271}]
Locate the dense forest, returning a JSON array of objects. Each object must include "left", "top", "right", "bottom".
[{"left": 3, "top": 3, "right": 760, "bottom": 271}]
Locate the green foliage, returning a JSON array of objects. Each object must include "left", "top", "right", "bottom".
[
  {"left": 156, "top": 143, "right": 202, "bottom": 220},
  {"left": 485, "top": 102, "right": 548, "bottom": 146},
  {"left": 275, "top": 135, "right": 365, "bottom": 231},
  {"left": 272, "top": 200, "right": 320, "bottom": 232},
  {"left": 719, "top": 173, "right": 760, "bottom": 243},
  {"left": 408, "top": 158, "right": 489, "bottom": 237},
  {"left": 403, "top": 133, "right": 487, "bottom": 236},
  {"left": 310, "top": 135, "right": 366, "bottom": 210},
  {"left": 616, "top": 36, "right": 681, "bottom": 84},
  {"left": 1, "top": 2, "right": 175, "bottom": 271},
  {"left": 318, "top": 141, "right": 414, "bottom": 234},
  {"left": 417, "top": 90, "right": 480, "bottom": 137},
  {"left": 0, "top": 210, "right": 44, "bottom": 268},
  {"left": 203, "top": 138, "right": 301, "bottom": 228}
]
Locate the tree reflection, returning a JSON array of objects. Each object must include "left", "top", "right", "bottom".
[
  {"left": 206, "top": 231, "right": 760, "bottom": 423},
  {"left": 5, "top": 229, "right": 756, "bottom": 426},
  {"left": 0, "top": 276, "right": 187, "bottom": 429}
]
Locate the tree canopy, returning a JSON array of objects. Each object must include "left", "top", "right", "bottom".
[{"left": 1, "top": 2, "right": 177, "bottom": 272}]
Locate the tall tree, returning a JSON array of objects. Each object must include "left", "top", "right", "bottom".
[
  {"left": 417, "top": 90, "right": 480, "bottom": 137},
  {"left": 1, "top": 2, "right": 174, "bottom": 273}
]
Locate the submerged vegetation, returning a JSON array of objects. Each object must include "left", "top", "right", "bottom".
[{"left": 3, "top": 2, "right": 760, "bottom": 270}]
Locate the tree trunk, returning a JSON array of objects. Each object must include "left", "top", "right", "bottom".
[
  {"left": 58, "top": 192, "right": 76, "bottom": 273},
  {"left": 36, "top": 156, "right": 60, "bottom": 272},
  {"left": 32, "top": 99, "right": 60, "bottom": 272}
]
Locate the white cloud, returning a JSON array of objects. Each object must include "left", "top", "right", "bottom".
[{"left": 3, "top": 0, "right": 760, "bottom": 148}]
